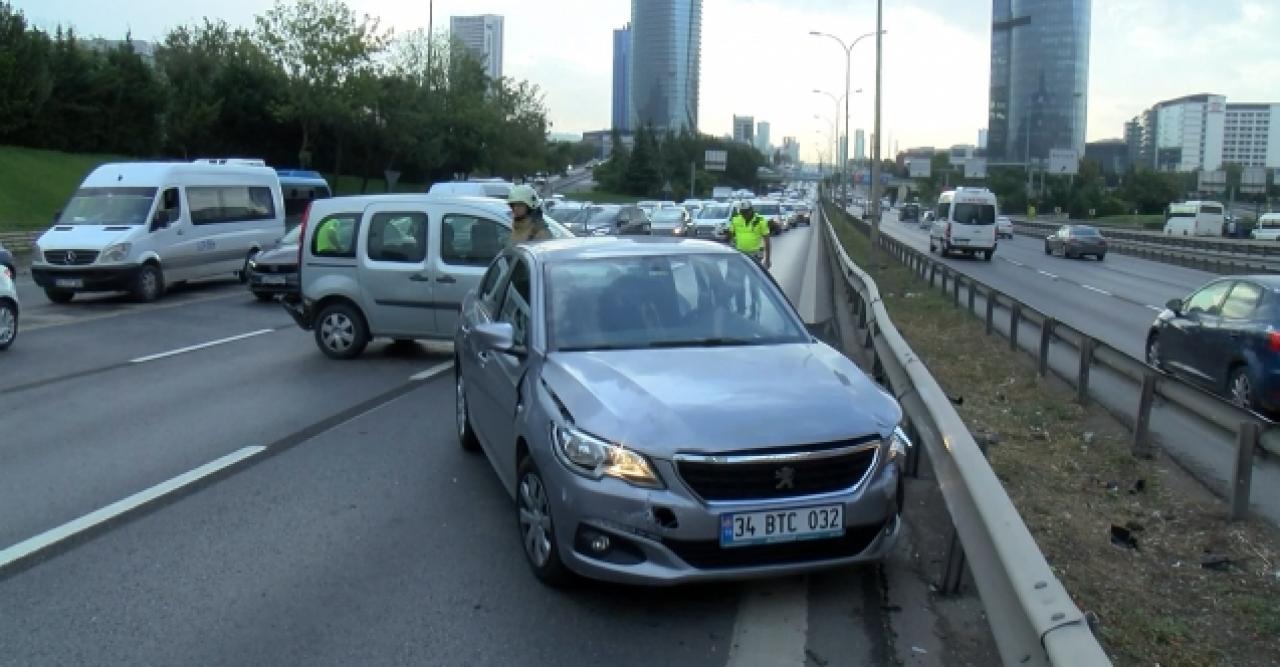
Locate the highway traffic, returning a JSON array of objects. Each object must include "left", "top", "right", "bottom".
[{"left": 0, "top": 223, "right": 932, "bottom": 666}]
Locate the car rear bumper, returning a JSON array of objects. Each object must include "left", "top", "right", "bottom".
[
  {"left": 539, "top": 449, "right": 903, "bottom": 585},
  {"left": 31, "top": 264, "right": 141, "bottom": 292}
]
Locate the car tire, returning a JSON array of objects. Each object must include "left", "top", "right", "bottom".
[
  {"left": 0, "top": 300, "right": 17, "bottom": 350},
  {"left": 983, "top": 249, "right": 994, "bottom": 262},
  {"left": 44, "top": 289, "right": 74, "bottom": 304},
  {"left": 1096, "top": 253, "right": 1105, "bottom": 261},
  {"left": 1229, "top": 366, "right": 1255, "bottom": 411},
  {"left": 1044, "top": 244, "right": 1052, "bottom": 255},
  {"left": 516, "top": 456, "right": 574, "bottom": 587},
  {"left": 455, "top": 369, "right": 481, "bottom": 452},
  {"left": 253, "top": 291, "right": 275, "bottom": 302},
  {"left": 314, "top": 302, "right": 369, "bottom": 360},
  {"left": 132, "top": 263, "right": 164, "bottom": 302}
]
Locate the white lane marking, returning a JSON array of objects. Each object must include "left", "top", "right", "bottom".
[
  {"left": 130, "top": 329, "right": 276, "bottom": 363},
  {"left": 410, "top": 361, "right": 454, "bottom": 381},
  {"left": 0, "top": 446, "right": 266, "bottom": 569},
  {"left": 726, "top": 577, "right": 808, "bottom": 667},
  {"left": 1146, "top": 304, "right": 1164, "bottom": 312},
  {"left": 1081, "top": 284, "right": 1112, "bottom": 296},
  {"left": 1037, "top": 270, "right": 1060, "bottom": 279},
  {"left": 1005, "top": 259, "right": 1026, "bottom": 267}
]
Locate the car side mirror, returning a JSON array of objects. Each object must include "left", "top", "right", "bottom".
[
  {"left": 474, "top": 322, "right": 521, "bottom": 355},
  {"left": 1165, "top": 298, "right": 1183, "bottom": 314}
]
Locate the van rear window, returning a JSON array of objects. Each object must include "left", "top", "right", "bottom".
[{"left": 952, "top": 203, "right": 995, "bottom": 225}]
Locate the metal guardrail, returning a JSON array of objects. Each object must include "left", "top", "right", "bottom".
[
  {"left": 836, "top": 204, "right": 1273, "bottom": 520},
  {"left": 1011, "top": 222, "right": 1280, "bottom": 275},
  {"left": 816, "top": 203, "right": 1112, "bottom": 666},
  {"left": 1013, "top": 218, "right": 1280, "bottom": 257}
]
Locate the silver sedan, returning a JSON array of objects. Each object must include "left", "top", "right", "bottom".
[{"left": 453, "top": 237, "right": 908, "bottom": 586}]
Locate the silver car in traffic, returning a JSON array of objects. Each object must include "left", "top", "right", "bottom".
[{"left": 453, "top": 237, "right": 908, "bottom": 586}]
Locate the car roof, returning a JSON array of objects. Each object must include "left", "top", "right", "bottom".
[
  {"left": 522, "top": 237, "right": 739, "bottom": 262},
  {"left": 309, "top": 193, "right": 508, "bottom": 213},
  {"left": 1232, "top": 275, "right": 1280, "bottom": 290}
]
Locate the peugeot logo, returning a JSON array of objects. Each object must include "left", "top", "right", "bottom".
[
  {"left": 64, "top": 250, "right": 77, "bottom": 265},
  {"left": 775, "top": 466, "right": 796, "bottom": 490}
]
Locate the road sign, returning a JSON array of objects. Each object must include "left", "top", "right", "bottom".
[
  {"left": 1198, "top": 170, "right": 1227, "bottom": 193},
  {"left": 907, "top": 158, "right": 931, "bottom": 178},
  {"left": 1242, "top": 166, "right": 1267, "bottom": 194},
  {"left": 964, "top": 158, "right": 987, "bottom": 179},
  {"left": 705, "top": 150, "right": 727, "bottom": 172},
  {"left": 1048, "top": 149, "right": 1078, "bottom": 175}
]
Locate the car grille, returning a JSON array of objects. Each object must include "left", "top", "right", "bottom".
[
  {"left": 663, "top": 520, "right": 888, "bottom": 569},
  {"left": 44, "top": 250, "right": 99, "bottom": 265},
  {"left": 675, "top": 439, "right": 880, "bottom": 502},
  {"left": 695, "top": 226, "right": 719, "bottom": 238},
  {"left": 253, "top": 263, "right": 298, "bottom": 275}
]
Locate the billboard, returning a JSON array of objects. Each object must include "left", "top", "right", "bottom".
[
  {"left": 1048, "top": 148, "right": 1078, "bottom": 175},
  {"left": 907, "top": 158, "right": 931, "bottom": 178},
  {"left": 964, "top": 158, "right": 987, "bottom": 179},
  {"left": 705, "top": 149, "right": 727, "bottom": 172},
  {"left": 1198, "top": 170, "right": 1227, "bottom": 193},
  {"left": 1242, "top": 166, "right": 1267, "bottom": 194}
]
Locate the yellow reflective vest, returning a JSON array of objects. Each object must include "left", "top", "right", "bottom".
[{"left": 729, "top": 213, "right": 770, "bottom": 253}]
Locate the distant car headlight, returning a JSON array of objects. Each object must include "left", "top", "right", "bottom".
[
  {"left": 100, "top": 242, "right": 132, "bottom": 263},
  {"left": 551, "top": 424, "right": 663, "bottom": 489},
  {"left": 886, "top": 426, "right": 912, "bottom": 461}
]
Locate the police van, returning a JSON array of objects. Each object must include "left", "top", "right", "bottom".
[
  {"left": 1162, "top": 201, "right": 1225, "bottom": 237},
  {"left": 929, "top": 187, "right": 999, "bottom": 261},
  {"left": 31, "top": 159, "right": 284, "bottom": 303}
]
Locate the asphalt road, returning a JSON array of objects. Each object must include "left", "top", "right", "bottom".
[{"left": 0, "top": 225, "right": 927, "bottom": 666}]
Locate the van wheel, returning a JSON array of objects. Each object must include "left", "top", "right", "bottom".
[
  {"left": 44, "top": 289, "right": 74, "bottom": 304},
  {"left": 239, "top": 252, "right": 257, "bottom": 284},
  {"left": 983, "top": 249, "right": 994, "bottom": 261},
  {"left": 315, "top": 302, "right": 369, "bottom": 359},
  {"left": 0, "top": 300, "right": 17, "bottom": 350},
  {"left": 132, "top": 264, "right": 164, "bottom": 302}
]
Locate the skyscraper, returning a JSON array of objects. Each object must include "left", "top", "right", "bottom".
[
  {"left": 854, "top": 130, "right": 866, "bottom": 162},
  {"left": 755, "top": 121, "right": 771, "bottom": 153},
  {"left": 987, "top": 0, "right": 1091, "bottom": 163},
  {"left": 612, "top": 24, "right": 632, "bottom": 132},
  {"left": 630, "top": 0, "right": 702, "bottom": 132},
  {"left": 450, "top": 14, "right": 505, "bottom": 81},
  {"left": 733, "top": 115, "right": 754, "bottom": 144}
]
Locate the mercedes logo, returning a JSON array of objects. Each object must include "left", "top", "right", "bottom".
[
  {"left": 774, "top": 466, "right": 796, "bottom": 490},
  {"left": 64, "top": 251, "right": 77, "bottom": 265}
]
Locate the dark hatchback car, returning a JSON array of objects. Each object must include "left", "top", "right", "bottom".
[
  {"left": 1147, "top": 276, "right": 1280, "bottom": 413},
  {"left": 246, "top": 224, "right": 301, "bottom": 301},
  {"left": 1044, "top": 225, "right": 1107, "bottom": 260},
  {"left": 573, "top": 205, "right": 652, "bottom": 236},
  {"left": 898, "top": 203, "right": 920, "bottom": 223}
]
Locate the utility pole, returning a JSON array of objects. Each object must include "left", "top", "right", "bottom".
[{"left": 869, "top": 0, "right": 884, "bottom": 270}]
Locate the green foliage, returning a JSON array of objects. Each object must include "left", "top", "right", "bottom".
[{"left": 0, "top": 145, "right": 131, "bottom": 231}]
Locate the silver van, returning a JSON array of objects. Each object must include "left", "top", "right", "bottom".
[{"left": 284, "top": 194, "right": 572, "bottom": 359}]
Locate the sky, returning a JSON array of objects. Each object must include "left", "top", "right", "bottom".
[{"left": 13, "top": 0, "right": 1280, "bottom": 163}]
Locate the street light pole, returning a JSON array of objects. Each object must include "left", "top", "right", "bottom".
[
  {"left": 813, "top": 90, "right": 841, "bottom": 187},
  {"left": 869, "top": 0, "right": 883, "bottom": 269},
  {"left": 811, "top": 29, "right": 884, "bottom": 216}
]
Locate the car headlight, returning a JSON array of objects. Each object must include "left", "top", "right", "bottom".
[
  {"left": 100, "top": 242, "right": 132, "bottom": 263},
  {"left": 247, "top": 258, "right": 258, "bottom": 270},
  {"left": 886, "top": 426, "right": 912, "bottom": 461},
  {"left": 551, "top": 424, "right": 663, "bottom": 489}
]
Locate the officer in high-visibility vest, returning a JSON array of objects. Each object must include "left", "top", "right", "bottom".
[{"left": 727, "top": 200, "right": 771, "bottom": 269}]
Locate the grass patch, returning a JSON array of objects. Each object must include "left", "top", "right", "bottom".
[
  {"left": 1092, "top": 214, "right": 1164, "bottom": 230},
  {"left": 0, "top": 145, "right": 131, "bottom": 232},
  {"left": 826, "top": 202, "right": 1280, "bottom": 666}
]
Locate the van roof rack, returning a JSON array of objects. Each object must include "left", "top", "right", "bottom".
[{"left": 193, "top": 158, "right": 267, "bottom": 166}]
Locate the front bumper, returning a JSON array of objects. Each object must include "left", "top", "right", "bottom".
[
  {"left": 282, "top": 298, "right": 314, "bottom": 330},
  {"left": 31, "top": 264, "right": 142, "bottom": 292},
  {"left": 537, "top": 449, "right": 903, "bottom": 585},
  {"left": 247, "top": 267, "right": 299, "bottom": 295}
]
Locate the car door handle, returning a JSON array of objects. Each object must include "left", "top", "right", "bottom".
[
  {"left": 409, "top": 273, "right": 431, "bottom": 282},
  {"left": 436, "top": 275, "right": 457, "bottom": 284}
]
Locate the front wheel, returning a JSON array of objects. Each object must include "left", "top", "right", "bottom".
[
  {"left": 1044, "top": 244, "right": 1052, "bottom": 255},
  {"left": 0, "top": 300, "right": 17, "bottom": 350},
  {"left": 132, "top": 263, "right": 164, "bottom": 302},
  {"left": 455, "top": 370, "right": 481, "bottom": 452},
  {"left": 314, "top": 302, "right": 369, "bottom": 360},
  {"left": 1229, "top": 367, "right": 1256, "bottom": 411},
  {"left": 44, "top": 289, "right": 74, "bottom": 304},
  {"left": 517, "top": 457, "right": 574, "bottom": 587}
]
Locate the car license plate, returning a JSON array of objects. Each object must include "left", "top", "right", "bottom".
[
  {"left": 260, "top": 275, "right": 287, "bottom": 285},
  {"left": 720, "top": 504, "right": 844, "bottom": 548},
  {"left": 55, "top": 278, "right": 83, "bottom": 289}
]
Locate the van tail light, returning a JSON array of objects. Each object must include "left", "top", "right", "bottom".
[
  {"left": 1268, "top": 330, "right": 1280, "bottom": 353},
  {"left": 296, "top": 202, "right": 312, "bottom": 268}
]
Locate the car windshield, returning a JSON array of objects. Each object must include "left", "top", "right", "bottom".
[
  {"left": 953, "top": 203, "right": 996, "bottom": 225},
  {"left": 585, "top": 206, "right": 620, "bottom": 226},
  {"left": 699, "top": 205, "right": 731, "bottom": 219},
  {"left": 547, "top": 253, "right": 809, "bottom": 352},
  {"left": 651, "top": 209, "right": 685, "bottom": 223},
  {"left": 56, "top": 187, "right": 157, "bottom": 226}
]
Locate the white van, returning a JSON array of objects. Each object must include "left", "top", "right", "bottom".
[
  {"left": 427, "top": 179, "right": 513, "bottom": 200},
  {"left": 1250, "top": 213, "right": 1280, "bottom": 241},
  {"left": 929, "top": 187, "right": 999, "bottom": 261},
  {"left": 31, "top": 161, "right": 284, "bottom": 303},
  {"left": 1163, "top": 201, "right": 1224, "bottom": 237}
]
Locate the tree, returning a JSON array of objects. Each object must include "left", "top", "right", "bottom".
[
  {"left": 624, "top": 125, "right": 662, "bottom": 196},
  {"left": 156, "top": 20, "right": 234, "bottom": 158},
  {"left": 0, "top": 2, "right": 53, "bottom": 144},
  {"left": 255, "top": 0, "right": 390, "bottom": 168}
]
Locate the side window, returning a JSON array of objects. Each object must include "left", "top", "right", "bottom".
[
  {"left": 497, "top": 258, "right": 532, "bottom": 348},
  {"left": 311, "top": 214, "right": 360, "bottom": 258},
  {"left": 442, "top": 215, "right": 510, "bottom": 266},
  {"left": 478, "top": 254, "right": 513, "bottom": 312},
  {"left": 186, "top": 186, "right": 276, "bottom": 224},
  {"left": 367, "top": 212, "right": 428, "bottom": 263},
  {"left": 936, "top": 203, "right": 949, "bottom": 222},
  {"left": 1185, "top": 281, "right": 1233, "bottom": 315},
  {"left": 1221, "top": 282, "right": 1263, "bottom": 320},
  {"left": 158, "top": 188, "right": 181, "bottom": 222}
]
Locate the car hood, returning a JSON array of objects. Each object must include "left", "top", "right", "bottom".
[
  {"left": 255, "top": 243, "right": 299, "bottom": 266},
  {"left": 540, "top": 344, "right": 900, "bottom": 456},
  {"left": 37, "top": 225, "right": 138, "bottom": 250}
]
